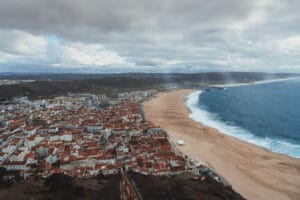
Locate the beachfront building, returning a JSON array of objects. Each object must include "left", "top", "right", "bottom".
[{"left": 177, "top": 140, "right": 185, "bottom": 146}]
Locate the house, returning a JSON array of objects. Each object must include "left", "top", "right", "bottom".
[
  {"left": 102, "top": 165, "right": 119, "bottom": 175},
  {"left": 2, "top": 144, "right": 16, "bottom": 154},
  {"left": 46, "top": 154, "right": 58, "bottom": 164},
  {"left": 48, "top": 127, "right": 59, "bottom": 133},
  {"left": 86, "top": 125, "right": 102, "bottom": 133},
  {"left": 96, "top": 154, "right": 116, "bottom": 165},
  {"left": 1, "top": 160, "right": 27, "bottom": 171},
  {"left": 26, "top": 152, "right": 38, "bottom": 164},
  {"left": 49, "top": 135, "right": 60, "bottom": 141},
  {"left": 11, "top": 137, "right": 23, "bottom": 147},
  {"left": 60, "top": 133, "right": 72, "bottom": 141},
  {"left": 36, "top": 144, "right": 49, "bottom": 157},
  {"left": 24, "top": 126, "right": 39, "bottom": 135},
  {"left": 24, "top": 135, "right": 44, "bottom": 148},
  {"left": 116, "top": 142, "right": 129, "bottom": 160},
  {"left": 8, "top": 150, "right": 27, "bottom": 162},
  {"left": 0, "top": 152, "right": 7, "bottom": 163}
]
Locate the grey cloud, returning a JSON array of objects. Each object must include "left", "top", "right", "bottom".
[
  {"left": 0, "top": 0, "right": 299, "bottom": 73},
  {"left": 0, "top": 0, "right": 254, "bottom": 40}
]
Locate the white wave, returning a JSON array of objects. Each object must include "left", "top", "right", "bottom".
[
  {"left": 210, "top": 76, "right": 300, "bottom": 88},
  {"left": 186, "top": 91, "right": 300, "bottom": 158}
]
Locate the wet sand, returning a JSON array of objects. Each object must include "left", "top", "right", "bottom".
[{"left": 143, "top": 89, "right": 300, "bottom": 200}]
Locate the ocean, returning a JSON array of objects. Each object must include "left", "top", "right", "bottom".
[{"left": 186, "top": 78, "right": 300, "bottom": 158}]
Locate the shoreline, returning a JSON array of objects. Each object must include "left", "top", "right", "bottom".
[
  {"left": 209, "top": 76, "right": 300, "bottom": 88},
  {"left": 186, "top": 90, "right": 300, "bottom": 159},
  {"left": 143, "top": 89, "right": 300, "bottom": 200}
]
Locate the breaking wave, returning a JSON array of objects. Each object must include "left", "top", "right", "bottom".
[{"left": 186, "top": 90, "right": 300, "bottom": 158}]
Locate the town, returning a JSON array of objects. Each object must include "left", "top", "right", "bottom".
[{"left": 0, "top": 90, "right": 211, "bottom": 181}]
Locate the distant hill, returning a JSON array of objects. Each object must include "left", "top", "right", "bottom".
[
  {"left": 0, "top": 72, "right": 298, "bottom": 81},
  {"left": 0, "top": 72, "right": 298, "bottom": 102}
]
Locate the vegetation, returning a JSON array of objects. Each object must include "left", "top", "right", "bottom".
[
  {"left": 1, "top": 72, "right": 298, "bottom": 102},
  {"left": 0, "top": 171, "right": 247, "bottom": 200},
  {"left": 128, "top": 171, "right": 245, "bottom": 200},
  {"left": 0, "top": 173, "right": 121, "bottom": 200}
]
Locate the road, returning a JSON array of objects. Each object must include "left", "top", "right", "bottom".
[{"left": 120, "top": 169, "right": 141, "bottom": 200}]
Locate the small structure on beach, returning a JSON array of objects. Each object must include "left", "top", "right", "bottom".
[{"left": 177, "top": 140, "right": 185, "bottom": 146}]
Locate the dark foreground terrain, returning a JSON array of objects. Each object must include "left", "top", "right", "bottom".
[
  {"left": 128, "top": 171, "right": 245, "bottom": 200},
  {"left": 0, "top": 173, "right": 121, "bottom": 200},
  {"left": 0, "top": 172, "right": 245, "bottom": 200}
]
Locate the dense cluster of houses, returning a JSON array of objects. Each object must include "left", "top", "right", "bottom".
[{"left": 0, "top": 90, "right": 207, "bottom": 180}]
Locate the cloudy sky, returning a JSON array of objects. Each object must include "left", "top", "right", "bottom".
[{"left": 0, "top": 0, "right": 299, "bottom": 73}]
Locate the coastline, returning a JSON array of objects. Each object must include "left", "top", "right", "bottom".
[
  {"left": 209, "top": 76, "right": 300, "bottom": 88},
  {"left": 186, "top": 90, "right": 300, "bottom": 158},
  {"left": 143, "top": 89, "right": 300, "bottom": 200}
]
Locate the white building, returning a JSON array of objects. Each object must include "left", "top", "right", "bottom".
[
  {"left": 60, "top": 133, "right": 73, "bottom": 141},
  {"left": 177, "top": 140, "right": 185, "bottom": 146},
  {"left": 1, "top": 161, "right": 27, "bottom": 171},
  {"left": 24, "top": 135, "right": 44, "bottom": 148}
]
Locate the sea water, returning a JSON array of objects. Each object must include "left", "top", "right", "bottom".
[{"left": 186, "top": 78, "right": 300, "bottom": 158}]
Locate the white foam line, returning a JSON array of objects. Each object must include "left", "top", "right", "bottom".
[
  {"left": 185, "top": 90, "right": 300, "bottom": 158},
  {"left": 210, "top": 76, "right": 300, "bottom": 88}
]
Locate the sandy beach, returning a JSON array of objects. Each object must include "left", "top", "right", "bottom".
[{"left": 143, "top": 89, "right": 300, "bottom": 200}]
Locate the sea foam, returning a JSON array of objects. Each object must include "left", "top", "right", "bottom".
[{"left": 186, "top": 90, "right": 300, "bottom": 158}]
